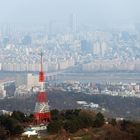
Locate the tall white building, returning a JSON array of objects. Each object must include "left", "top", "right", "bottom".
[
  {"left": 70, "top": 14, "right": 77, "bottom": 33},
  {"left": 0, "top": 85, "right": 6, "bottom": 99},
  {"left": 0, "top": 63, "right": 2, "bottom": 71},
  {"left": 27, "top": 73, "right": 40, "bottom": 90}
]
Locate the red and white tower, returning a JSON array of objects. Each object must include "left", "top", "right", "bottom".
[{"left": 34, "top": 52, "right": 51, "bottom": 124}]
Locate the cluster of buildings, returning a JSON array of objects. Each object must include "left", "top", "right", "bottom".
[
  {"left": 1, "top": 23, "right": 140, "bottom": 98},
  {"left": 0, "top": 24, "right": 140, "bottom": 72},
  {"left": 1, "top": 58, "right": 74, "bottom": 72},
  {"left": 1, "top": 72, "right": 140, "bottom": 99},
  {"left": 82, "top": 59, "right": 140, "bottom": 72},
  {"left": 50, "top": 81, "right": 140, "bottom": 98}
]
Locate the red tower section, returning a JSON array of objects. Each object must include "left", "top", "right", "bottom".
[{"left": 34, "top": 53, "right": 51, "bottom": 124}]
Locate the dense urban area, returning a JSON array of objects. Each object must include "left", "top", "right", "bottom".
[
  {"left": 0, "top": 20, "right": 140, "bottom": 140},
  {"left": 0, "top": 22, "right": 140, "bottom": 72},
  {"left": 0, "top": 0, "right": 140, "bottom": 139},
  {"left": 1, "top": 23, "right": 140, "bottom": 117}
]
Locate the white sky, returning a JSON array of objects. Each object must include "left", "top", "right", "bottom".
[{"left": 0, "top": 0, "right": 139, "bottom": 24}]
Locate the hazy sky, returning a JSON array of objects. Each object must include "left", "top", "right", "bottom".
[{"left": 0, "top": 0, "right": 140, "bottom": 25}]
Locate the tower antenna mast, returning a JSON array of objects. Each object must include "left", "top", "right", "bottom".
[{"left": 34, "top": 52, "right": 51, "bottom": 124}]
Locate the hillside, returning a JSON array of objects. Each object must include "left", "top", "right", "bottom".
[{"left": 0, "top": 90, "right": 140, "bottom": 120}]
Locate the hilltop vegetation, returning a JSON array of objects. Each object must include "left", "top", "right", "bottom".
[
  {"left": 0, "top": 111, "right": 33, "bottom": 139},
  {"left": 46, "top": 109, "right": 140, "bottom": 140},
  {"left": 48, "top": 109, "right": 104, "bottom": 134},
  {"left": 0, "top": 110, "right": 140, "bottom": 140}
]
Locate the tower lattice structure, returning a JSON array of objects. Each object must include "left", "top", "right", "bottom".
[{"left": 34, "top": 52, "right": 51, "bottom": 124}]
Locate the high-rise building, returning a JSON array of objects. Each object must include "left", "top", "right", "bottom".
[{"left": 69, "top": 14, "right": 77, "bottom": 33}]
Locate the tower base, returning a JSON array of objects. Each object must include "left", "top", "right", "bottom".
[{"left": 34, "top": 112, "right": 51, "bottom": 124}]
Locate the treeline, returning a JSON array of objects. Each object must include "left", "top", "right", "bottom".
[
  {"left": 0, "top": 109, "right": 105, "bottom": 139},
  {"left": 48, "top": 109, "right": 104, "bottom": 133},
  {"left": 48, "top": 109, "right": 140, "bottom": 140},
  {"left": 0, "top": 111, "right": 33, "bottom": 139},
  {"left": 0, "top": 110, "right": 140, "bottom": 140}
]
